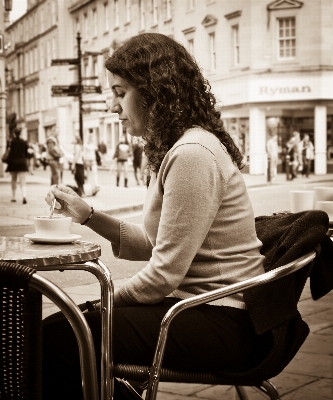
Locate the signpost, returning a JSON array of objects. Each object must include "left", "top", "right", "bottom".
[{"left": 50, "top": 32, "right": 103, "bottom": 141}]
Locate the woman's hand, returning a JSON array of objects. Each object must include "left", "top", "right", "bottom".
[{"left": 45, "top": 184, "right": 92, "bottom": 224}]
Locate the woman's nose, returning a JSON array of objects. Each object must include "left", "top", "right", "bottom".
[{"left": 111, "top": 102, "right": 122, "bottom": 114}]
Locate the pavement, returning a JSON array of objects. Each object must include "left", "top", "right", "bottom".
[{"left": 0, "top": 166, "right": 332, "bottom": 399}]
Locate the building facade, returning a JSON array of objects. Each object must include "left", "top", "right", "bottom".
[{"left": 4, "top": 0, "right": 333, "bottom": 174}]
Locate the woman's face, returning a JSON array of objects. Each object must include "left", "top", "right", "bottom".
[{"left": 108, "top": 72, "right": 148, "bottom": 138}]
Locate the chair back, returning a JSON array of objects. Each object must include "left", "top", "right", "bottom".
[{"left": 0, "top": 262, "right": 42, "bottom": 400}]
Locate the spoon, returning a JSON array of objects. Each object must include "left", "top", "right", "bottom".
[{"left": 49, "top": 198, "right": 57, "bottom": 219}]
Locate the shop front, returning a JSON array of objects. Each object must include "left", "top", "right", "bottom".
[{"left": 214, "top": 70, "right": 333, "bottom": 174}]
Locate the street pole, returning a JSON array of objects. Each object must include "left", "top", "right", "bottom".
[{"left": 77, "top": 32, "right": 83, "bottom": 142}]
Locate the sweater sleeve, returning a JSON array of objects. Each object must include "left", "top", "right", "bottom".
[
  {"left": 111, "top": 220, "right": 153, "bottom": 261},
  {"left": 119, "top": 143, "right": 225, "bottom": 304}
]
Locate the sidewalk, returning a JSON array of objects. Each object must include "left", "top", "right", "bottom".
[{"left": 1, "top": 168, "right": 332, "bottom": 399}]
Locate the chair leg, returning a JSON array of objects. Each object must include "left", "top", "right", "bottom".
[
  {"left": 257, "top": 380, "right": 281, "bottom": 400},
  {"left": 234, "top": 386, "right": 251, "bottom": 400}
]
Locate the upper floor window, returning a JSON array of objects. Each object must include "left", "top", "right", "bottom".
[
  {"left": 232, "top": 24, "right": 240, "bottom": 66},
  {"left": 209, "top": 32, "right": 216, "bottom": 71},
  {"left": 104, "top": 2, "right": 109, "bottom": 31},
  {"left": 114, "top": 0, "right": 119, "bottom": 28},
  {"left": 187, "top": 0, "right": 194, "bottom": 11},
  {"left": 51, "top": 0, "right": 57, "bottom": 25},
  {"left": 84, "top": 13, "right": 88, "bottom": 39},
  {"left": 139, "top": 0, "right": 145, "bottom": 30},
  {"left": 40, "top": 7, "right": 44, "bottom": 31},
  {"left": 165, "top": 0, "right": 172, "bottom": 21},
  {"left": 278, "top": 17, "right": 296, "bottom": 59},
  {"left": 188, "top": 38, "right": 194, "bottom": 55},
  {"left": 125, "top": 0, "right": 131, "bottom": 23},
  {"left": 92, "top": 8, "right": 97, "bottom": 37},
  {"left": 152, "top": 0, "right": 158, "bottom": 25}
]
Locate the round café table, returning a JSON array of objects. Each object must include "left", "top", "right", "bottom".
[{"left": 0, "top": 236, "right": 113, "bottom": 400}]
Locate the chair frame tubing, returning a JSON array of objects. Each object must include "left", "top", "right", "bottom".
[{"left": 145, "top": 251, "right": 316, "bottom": 400}]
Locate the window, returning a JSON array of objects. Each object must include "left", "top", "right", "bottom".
[
  {"left": 125, "top": 0, "right": 131, "bottom": 23},
  {"left": 114, "top": 0, "right": 119, "bottom": 28},
  {"left": 52, "top": 36, "right": 57, "bottom": 59},
  {"left": 165, "top": 0, "right": 172, "bottom": 20},
  {"left": 40, "top": 7, "right": 44, "bottom": 31},
  {"left": 92, "top": 9, "right": 97, "bottom": 37},
  {"left": 104, "top": 2, "right": 109, "bottom": 31},
  {"left": 188, "top": 38, "right": 194, "bottom": 55},
  {"left": 46, "top": 40, "right": 51, "bottom": 68},
  {"left": 188, "top": 0, "right": 194, "bottom": 11},
  {"left": 51, "top": 0, "right": 57, "bottom": 25},
  {"left": 84, "top": 13, "right": 88, "bottom": 39},
  {"left": 93, "top": 58, "right": 98, "bottom": 86},
  {"left": 40, "top": 42, "right": 45, "bottom": 69},
  {"left": 34, "top": 47, "right": 38, "bottom": 72},
  {"left": 139, "top": 0, "right": 145, "bottom": 30},
  {"left": 278, "top": 17, "right": 296, "bottom": 59},
  {"left": 152, "top": 0, "right": 158, "bottom": 25},
  {"left": 232, "top": 24, "right": 239, "bottom": 66},
  {"left": 209, "top": 32, "right": 216, "bottom": 71}
]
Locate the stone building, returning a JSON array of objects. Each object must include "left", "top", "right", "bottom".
[{"left": 5, "top": 0, "right": 333, "bottom": 174}]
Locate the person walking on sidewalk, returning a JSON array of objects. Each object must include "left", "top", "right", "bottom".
[
  {"left": 299, "top": 134, "right": 314, "bottom": 178},
  {"left": 43, "top": 33, "right": 268, "bottom": 400},
  {"left": 71, "top": 135, "right": 85, "bottom": 197},
  {"left": 113, "top": 134, "right": 131, "bottom": 187},
  {"left": 45, "top": 126, "right": 63, "bottom": 185},
  {"left": 5, "top": 127, "right": 29, "bottom": 204},
  {"left": 83, "top": 132, "right": 100, "bottom": 191},
  {"left": 132, "top": 136, "right": 143, "bottom": 185}
]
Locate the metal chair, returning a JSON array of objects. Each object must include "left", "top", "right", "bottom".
[
  {"left": 114, "top": 210, "right": 333, "bottom": 400},
  {"left": 114, "top": 249, "right": 317, "bottom": 400},
  {"left": 0, "top": 261, "right": 99, "bottom": 400}
]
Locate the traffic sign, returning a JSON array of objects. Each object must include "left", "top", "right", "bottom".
[
  {"left": 83, "top": 107, "right": 108, "bottom": 113},
  {"left": 51, "top": 58, "right": 79, "bottom": 66},
  {"left": 82, "top": 85, "right": 102, "bottom": 94},
  {"left": 51, "top": 85, "right": 80, "bottom": 97}
]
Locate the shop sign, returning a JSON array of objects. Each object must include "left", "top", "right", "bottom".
[{"left": 259, "top": 86, "right": 311, "bottom": 96}]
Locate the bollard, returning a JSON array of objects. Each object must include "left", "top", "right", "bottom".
[
  {"left": 267, "top": 156, "right": 271, "bottom": 183},
  {"left": 285, "top": 155, "right": 291, "bottom": 180}
]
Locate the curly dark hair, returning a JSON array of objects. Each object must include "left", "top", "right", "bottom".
[{"left": 105, "top": 33, "right": 244, "bottom": 173}]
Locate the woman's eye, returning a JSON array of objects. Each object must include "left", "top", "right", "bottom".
[{"left": 116, "top": 92, "right": 125, "bottom": 98}]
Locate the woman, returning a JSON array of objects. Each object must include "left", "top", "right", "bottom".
[
  {"left": 72, "top": 135, "right": 85, "bottom": 197},
  {"left": 6, "top": 127, "right": 28, "bottom": 204},
  {"left": 300, "top": 134, "right": 314, "bottom": 178},
  {"left": 113, "top": 134, "right": 131, "bottom": 187},
  {"left": 43, "top": 33, "right": 267, "bottom": 399},
  {"left": 131, "top": 136, "right": 143, "bottom": 185}
]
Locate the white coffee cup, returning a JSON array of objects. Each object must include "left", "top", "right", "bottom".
[
  {"left": 315, "top": 201, "right": 333, "bottom": 221},
  {"left": 314, "top": 187, "right": 333, "bottom": 204},
  {"left": 34, "top": 215, "right": 72, "bottom": 238},
  {"left": 290, "top": 190, "right": 315, "bottom": 213}
]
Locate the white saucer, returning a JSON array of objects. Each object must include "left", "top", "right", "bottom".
[{"left": 24, "top": 233, "right": 82, "bottom": 244}]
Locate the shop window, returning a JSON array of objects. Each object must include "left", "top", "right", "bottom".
[
  {"left": 114, "top": 0, "right": 120, "bottom": 29},
  {"left": 277, "top": 17, "right": 296, "bottom": 59}
]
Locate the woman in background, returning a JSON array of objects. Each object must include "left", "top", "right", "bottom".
[
  {"left": 6, "top": 127, "right": 28, "bottom": 204},
  {"left": 113, "top": 134, "right": 131, "bottom": 187}
]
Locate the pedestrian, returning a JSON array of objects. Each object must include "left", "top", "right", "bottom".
[
  {"left": 43, "top": 33, "right": 268, "bottom": 400},
  {"left": 131, "top": 136, "right": 143, "bottom": 185},
  {"left": 72, "top": 135, "right": 85, "bottom": 197},
  {"left": 299, "top": 134, "right": 314, "bottom": 178},
  {"left": 26, "top": 140, "right": 35, "bottom": 175},
  {"left": 266, "top": 134, "right": 278, "bottom": 179},
  {"left": 98, "top": 141, "right": 107, "bottom": 165},
  {"left": 83, "top": 132, "right": 100, "bottom": 190},
  {"left": 113, "top": 134, "right": 131, "bottom": 187},
  {"left": 287, "top": 131, "right": 301, "bottom": 179},
  {"left": 45, "top": 126, "right": 63, "bottom": 185},
  {"left": 5, "top": 127, "right": 28, "bottom": 204}
]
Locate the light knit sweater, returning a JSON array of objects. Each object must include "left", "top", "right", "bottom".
[{"left": 113, "top": 128, "right": 265, "bottom": 309}]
